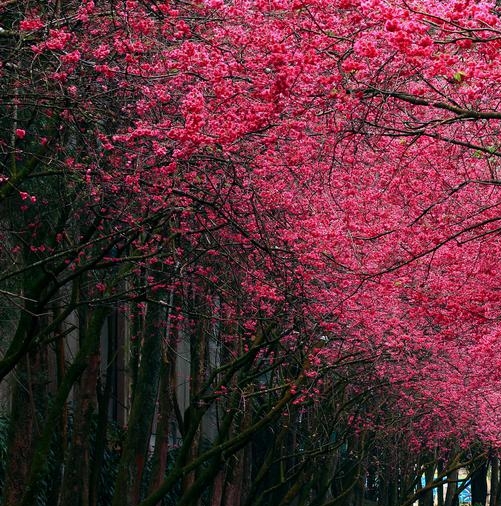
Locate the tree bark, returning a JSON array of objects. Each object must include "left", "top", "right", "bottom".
[
  {"left": 444, "top": 469, "right": 459, "bottom": 506},
  {"left": 491, "top": 457, "right": 500, "bottom": 506},
  {"left": 59, "top": 351, "right": 100, "bottom": 506},
  {"left": 112, "top": 299, "right": 163, "bottom": 506},
  {"left": 471, "top": 460, "right": 488, "bottom": 506},
  {"left": 419, "top": 463, "right": 436, "bottom": 506},
  {"left": 3, "top": 347, "right": 48, "bottom": 506}
]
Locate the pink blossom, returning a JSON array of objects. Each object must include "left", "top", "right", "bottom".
[{"left": 19, "top": 18, "right": 44, "bottom": 31}]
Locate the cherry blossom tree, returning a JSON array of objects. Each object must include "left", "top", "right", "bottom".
[{"left": 3, "top": 0, "right": 501, "bottom": 505}]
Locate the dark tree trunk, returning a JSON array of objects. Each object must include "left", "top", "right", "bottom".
[
  {"left": 4, "top": 346, "right": 48, "bottom": 506},
  {"left": 59, "top": 351, "right": 100, "bottom": 506},
  {"left": 437, "top": 460, "right": 445, "bottom": 506},
  {"left": 444, "top": 469, "right": 459, "bottom": 506},
  {"left": 112, "top": 299, "right": 163, "bottom": 506},
  {"left": 471, "top": 460, "right": 488, "bottom": 506},
  {"left": 419, "top": 464, "right": 435, "bottom": 506},
  {"left": 492, "top": 457, "right": 500, "bottom": 506},
  {"left": 148, "top": 356, "right": 173, "bottom": 503},
  {"left": 489, "top": 457, "right": 499, "bottom": 506}
]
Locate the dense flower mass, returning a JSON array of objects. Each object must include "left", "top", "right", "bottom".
[
  {"left": 3, "top": 0, "right": 501, "bottom": 505},
  {"left": 11, "top": 0, "right": 501, "bottom": 441}
]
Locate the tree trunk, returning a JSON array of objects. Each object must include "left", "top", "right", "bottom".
[
  {"left": 419, "top": 464, "right": 435, "bottom": 506},
  {"left": 148, "top": 286, "right": 177, "bottom": 504},
  {"left": 148, "top": 356, "right": 173, "bottom": 503},
  {"left": 210, "top": 470, "right": 225, "bottom": 506},
  {"left": 59, "top": 351, "right": 100, "bottom": 506},
  {"left": 89, "top": 316, "right": 116, "bottom": 506},
  {"left": 471, "top": 460, "right": 488, "bottom": 506},
  {"left": 491, "top": 457, "right": 500, "bottom": 506},
  {"left": 112, "top": 300, "right": 163, "bottom": 506},
  {"left": 3, "top": 347, "right": 48, "bottom": 506},
  {"left": 437, "top": 460, "right": 445, "bottom": 506},
  {"left": 444, "top": 469, "right": 459, "bottom": 506},
  {"left": 224, "top": 451, "right": 246, "bottom": 506}
]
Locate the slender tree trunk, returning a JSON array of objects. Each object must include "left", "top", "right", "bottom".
[
  {"left": 444, "top": 469, "right": 459, "bottom": 506},
  {"left": 112, "top": 299, "right": 163, "bottom": 506},
  {"left": 59, "top": 351, "right": 100, "bottom": 506},
  {"left": 419, "top": 464, "right": 435, "bottom": 506},
  {"left": 387, "top": 479, "right": 398, "bottom": 506},
  {"left": 4, "top": 346, "right": 48, "bottom": 506},
  {"left": 148, "top": 286, "right": 177, "bottom": 504},
  {"left": 244, "top": 425, "right": 287, "bottom": 506},
  {"left": 437, "top": 460, "right": 445, "bottom": 506},
  {"left": 223, "top": 383, "right": 252, "bottom": 506},
  {"left": 471, "top": 460, "right": 488, "bottom": 506},
  {"left": 309, "top": 456, "right": 337, "bottom": 506},
  {"left": 491, "top": 457, "right": 500, "bottom": 506},
  {"left": 210, "top": 470, "right": 225, "bottom": 506},
  {"left": 148, "top": 357, "right": 173, "bottom": 502},
  {"left": 20, "top": 305, "right": 110, "bottom": 506},
  {"left": 224, "top": 451, "right": 246, "bottom": 506},
  {"left": 58, "top": 277, "right": 110, "bottom": 506},
  {"left": 179, "top": 303, "right": 208, "bottom": 506},
  {"left": 89, "top": 315, "right": 116, "bottom": 506}
]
